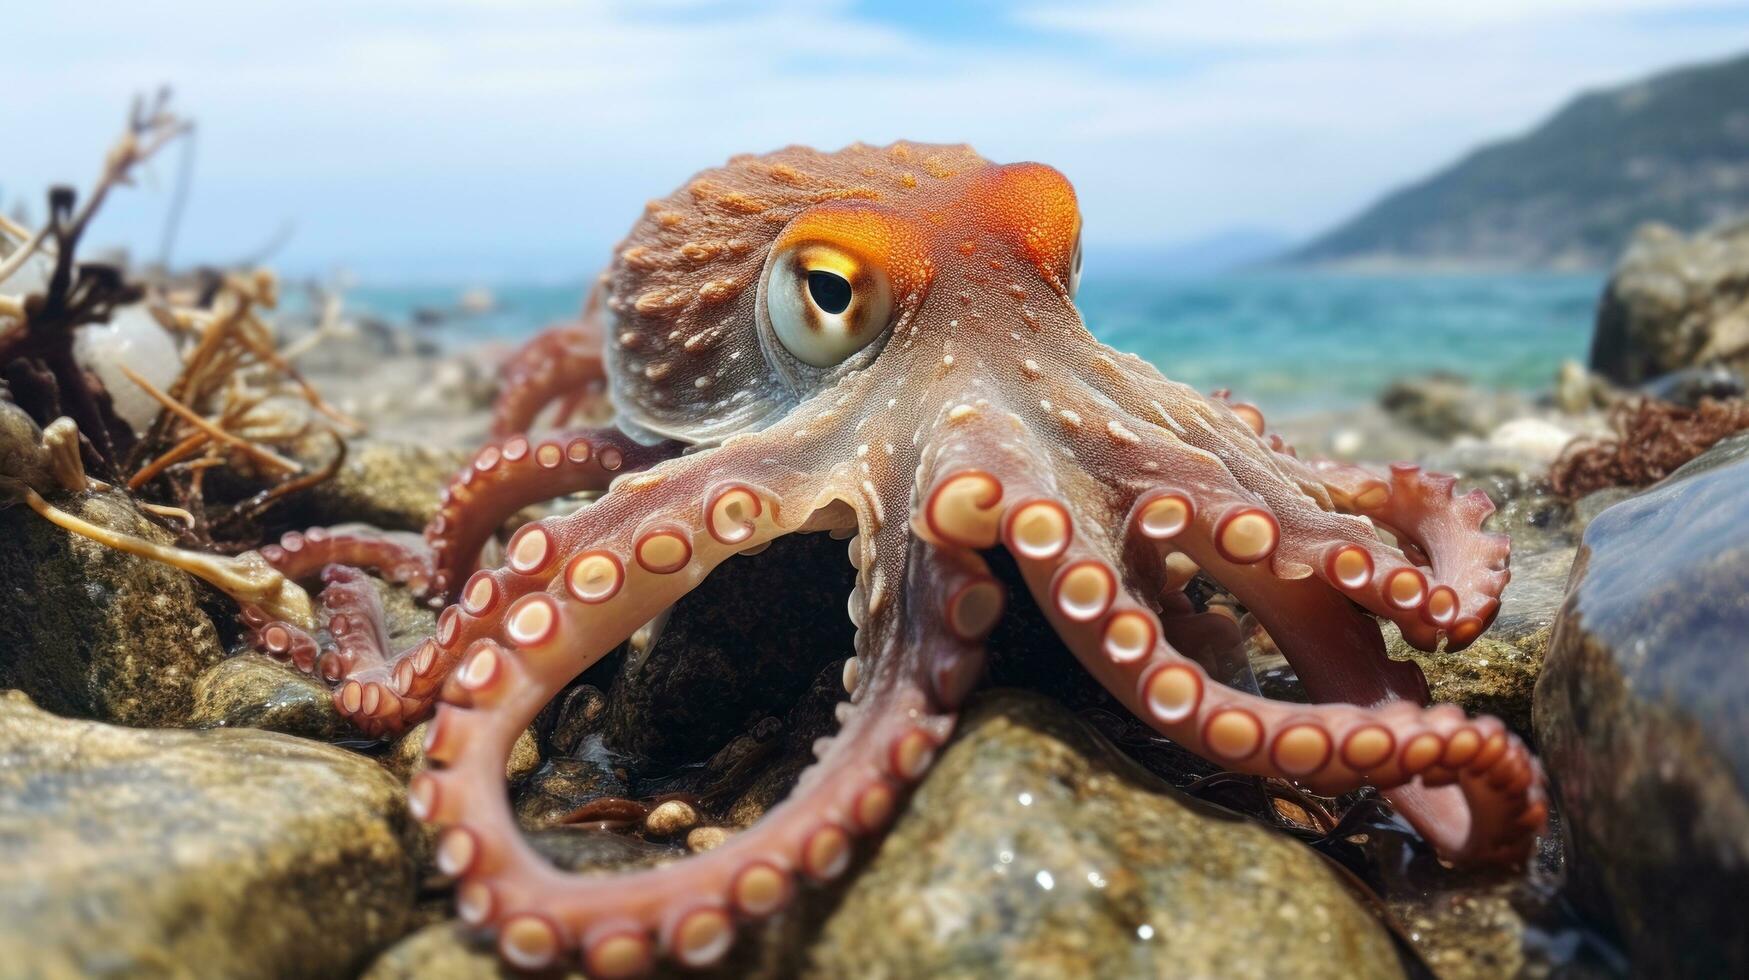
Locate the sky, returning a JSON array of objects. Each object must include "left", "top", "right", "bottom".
[{"left": 3, "top": 0, "right": 1748, "bottom": 282}]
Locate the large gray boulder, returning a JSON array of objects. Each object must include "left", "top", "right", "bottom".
[
  {"left": 1591, "top": 220, "right": 1749, "bottom": 385},
  {"left": 1535, "top": 432, "right": 1749, "bottom": 974}
]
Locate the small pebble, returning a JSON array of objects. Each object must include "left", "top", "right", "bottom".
[
  {"left": 686, "top": 826, "right": 732, "bottom": 853},
  {"left": 644, "top": 799, "right": 699, "bottom": 838}
]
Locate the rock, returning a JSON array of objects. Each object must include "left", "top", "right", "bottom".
[
  {"left": 0, "top": 690, "right": 417, "bottom": 976},
  {"left": 686, "top": 825, "right": 731, "bottom": 852},
  {"left": 387, "top": 717, "right": 540, "bottom": 784},
  {"left": 1389, "top": 544, "right": 1574, "bottom": 738},
  {"left": 1555, "top": 359, "right": 1614, "bottom": 414},
  {"left": 643, "top": 799, "right": 699, "bottom": 838},
  {"left": 1272, "top": 402, "right": 1447, "bottom": 466},
  {"left": 525, "top": 827, "right": 677, "bottom": 873},
  {"left": 187, "top": 653, "right": 349, "bottom": 740},
  {"left": 299, "top": 340, "right": 498, "bottom": 452},
  {"left": 1640, "top": 363, "right": 1747, "bottom": 407},
  {"left": 512, "top": 739, "right": 633, "bottom": 826},
  {"left": 599, "top": 531, "right": 855, "bottom": 764},
  {"left": 292, "top": 439, "right": 470, "bottom": 533},
  {"left": 372, "top": 692, "right": 1407, "bottom": 978},
  {"left": 363, "top": 923, "right": 515, "bottom": 980},
  {"left": 547, "top": 683, "right": 608, "bottom": 758},
  {"left": 1485, "top": 417, "right": 1580, "bottom": 467},
  {"left": 1535, "top": 431, "right": 1749, "bottom": 974},
  {"left": 1590, "top": 219, "right": 1749, "bottom": 385},
  {"left": 1484, "top": 489, "right": 1575, "bottom": 558},
  {"left": 803, "top": 691, "right": 1405, "bottom": 978},
  {"left": 1568, "top": 486, "right": 1637, "bottom": 537},
  {"left": 0, "top": 488, "right": 225, "bottom": 726},
  {"left": 1419, "top": 412, "right": 1601, "bottom": 496},
  {"left": 1379, "top": 373, "right": 1526, "bottom": 439}
]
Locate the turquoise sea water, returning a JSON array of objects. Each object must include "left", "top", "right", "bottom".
[{"left": 345, "top": 272, "right": 1603, "bottom": 416}]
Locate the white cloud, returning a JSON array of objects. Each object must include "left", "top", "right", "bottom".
[
  {"left": 1020, "top": 0, "right": 1722, "bottom": 46},
  {"left": 1, "top": 0, "right": 1745, "bottom": 280}
]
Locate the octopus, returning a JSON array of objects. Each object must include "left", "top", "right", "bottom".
[{"left": 29, "top": 142, "right": 1547, "bottom": 975}]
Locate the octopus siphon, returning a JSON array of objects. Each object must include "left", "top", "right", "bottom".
[{"left": 72, "top": 142, "right": 1551, "bottom": 974}]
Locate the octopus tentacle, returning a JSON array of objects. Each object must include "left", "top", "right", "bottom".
[
  {"left": 427, "top": 428, "right": 683, "bottom": 598},
  {"left": 1020, "top": 479, "right": 1542, "bottom": 864},
  {"left": 1290, "top": 456, "right": 1509, "bottom": 649},
  {"left": 914, "top": 392, "right": 1542, "bottom": 862},
  {"left": 243, "top": 525, "right": 444, "bottom": 735},
  {"left": 246, "top": 426, "right": 678, "bottom": 737},
  {"left": 490, "top": 311, "right": 609, "bottom": 439},
  {"left": 1205, "top": 388, "right": 1511, "bottom": 650},
  {"left": 257, "top": 523, "right": 434, "bottom": 590},
  {"left": 1072, "top": 370, "right": 1502, "bottom": 652},
  {"left": 409, "top": 445, "right": 973, "bottom": 973}
]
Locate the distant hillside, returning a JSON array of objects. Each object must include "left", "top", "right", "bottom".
[
  {"left": 1289, "top": 52, "right": 1749, "bottom": 270},
  {"left": 1093, "top": 228, "right": 1292, "bottom": 278}
]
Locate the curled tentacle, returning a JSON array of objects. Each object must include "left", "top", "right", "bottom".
[
  {"left": 1290, "top": 456, "right": 1510, "bottom": 649},
  {"left": 1073, "top": 369, "right": 1504, "bottom": 652},
  {"left": 491, "top": 310, "right": 610, "bottom": 439},
  {"left": 257, "top": 523, "right": 434, "bottom": 590},
  {"left": 915, "top": 398, "right": 1543, "bottom": 864},
  {"left": 247, "top": 525, "right": 441, "bottom": 735},
  {"left": 427, "top": 428, "right": 683, "bottom": 599},
  {"left": 409, "top": 424, "right": 980, "bottom": 973},
  {"left": 1204, "top": 390, "right": 1511, "bottom": 650},
  {"left": 246, "top": 427, "right": 679, "bottom": 736},
  {"left": 1002, "top": 470, "right": 1542, "bottom": 864}
]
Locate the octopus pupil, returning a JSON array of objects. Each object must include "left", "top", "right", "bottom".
[{"left": 807, "top": 270, "right": 853, "bottom": 315}]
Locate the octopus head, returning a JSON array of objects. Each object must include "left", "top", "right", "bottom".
[{"left": 601, "top": 143, "right": 1083, "bottom": 444}]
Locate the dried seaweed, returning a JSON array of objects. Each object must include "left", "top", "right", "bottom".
[
  {"left": 0, "top": 92, "right": 188, "bottom": 475},
  {"left": 3, "top": 93, "right": 362, "bottom": 552},
  {"left": 1549, "top": 395, "right": 1749, "bottom": 498}
]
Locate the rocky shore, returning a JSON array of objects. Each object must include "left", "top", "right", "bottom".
[{"left": 3, "top": 220, "right": 1749, "bottom": 978}]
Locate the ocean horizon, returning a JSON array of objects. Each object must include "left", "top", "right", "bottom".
[{"left": 337, "top": 270, "right": 1604, "bottom": 417}]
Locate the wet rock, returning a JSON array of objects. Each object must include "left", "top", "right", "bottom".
[
  {"left": 1641, "top": 363, "right": 1747, "bottom": 407},
  {"left": 1535, "top": 431, "right": 1749, "bottom": 974},
  {"left": 0, "top": 690, "right": 417, "bottom": 976},
  {"left": 362, "top": 923, "right": 516, "bottom": 980},
  {"left": 1568, "top": 486, "right": 1637, "bottom": 537},
  {"left": 1389, "top": 544, "right": 1574, "bottom": 738},
  {"left": 525, "top": 827, "right": 677, "bottom": 873},
  {"left": 1379, "top": 373, "right": 1526, "bottom": 439},
  {"left": 1555, "top": 359, "right": 1615, "bottom": 414},
  {"left": 293, "top": 439, "right": 470, "bottom": 532},
  {"left": 599, "top": 531, "right": 855, "bottom": 764},
  {"left": 804, "top": 690, "right": 1405, "bottom": 978},
  {"left": 512, "top": 750, "right": 632, "bottom": 826},
  {"left": 644, "top": 799, "right": 699, "bottom": 837},
  {"left": 1275, "top": 402, "right": 1447, "bottom": 465},
  {"left": 1591, "top": 219, "right": 1749, "bottom": 385},
  {"left": 0, "top": 488, "right": 225, "bottom": 726},
  {"left": 687, "top": 825, "right": 732, "bottom": 852},
  {"left": 387, "top": 718, "right": 540, "bottom": 784},
  {"left": 1483, "top": 490, "right": 1575, "bottom": 557},
  {"left": 187, "top": 653, "right": 349, "bottom": 740},
  {"left": 1484, "top": 417, "right": 1582, "bottom": 467},
  {"left": 1423, "top": 414, "right": 1595, "bottom": 492},
  {"left": 547, "top": 683, "right": 608, "bottom": 758}
]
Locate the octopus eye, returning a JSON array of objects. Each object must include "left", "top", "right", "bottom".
[
  {"left": 766, "top": 244, "right": 893, "bottom": 368},
  {"left": 808, "top": 271, "right": 853, "bottom": 315}
]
